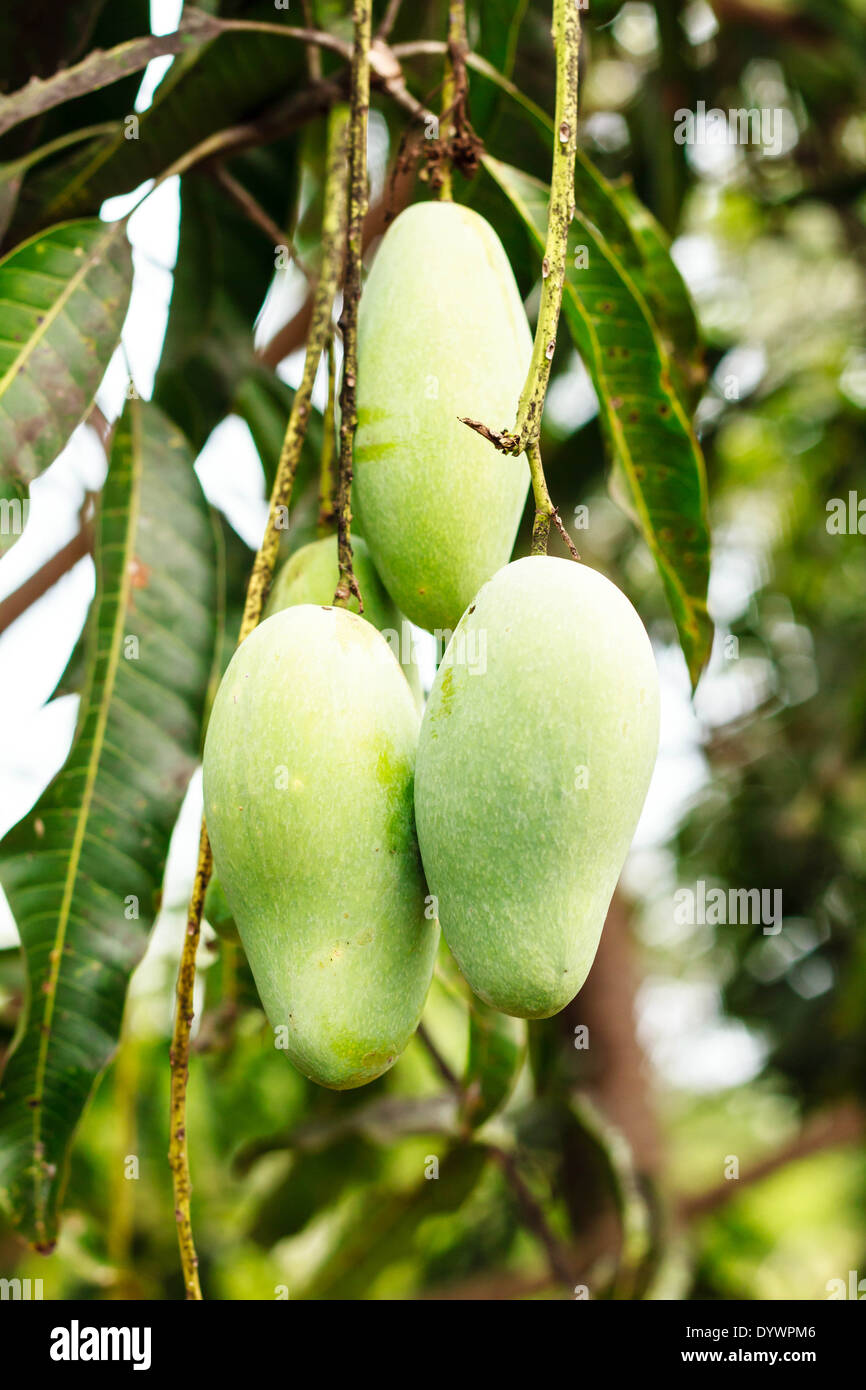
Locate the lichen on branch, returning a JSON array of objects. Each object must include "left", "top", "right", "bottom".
[{"left": 334, "top": 0, "right": 373, "bottom": 612}]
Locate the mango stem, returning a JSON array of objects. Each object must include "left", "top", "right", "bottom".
[
  {"left": 437, "top": 2, "right": 470, "bottom": 200},
  {"left": 334, "top": 0, "right": 373, "bottom": 614},
  {"left": 459, "top": 0, "right": 581, "bottom": 555}
]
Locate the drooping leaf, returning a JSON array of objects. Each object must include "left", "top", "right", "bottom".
[
  {"left": 0, "top": 10, "right": 223, "bottom": 142},
  {"left": 0, "top": 0, "right": 106, "bottom": 158},
  {"left": 234, "top": 1093, "right": 460, "bottom": 1175},
  {"left": 484, "top": 155, "right": 712, "bottom": 688},
  {"left": 567, "top": 1096, "right": 654, "bottom": 1298},
  {"left": 461, "top": 999, "right": 526, "bottom": 1130},
  {"left": 0, "top": 217, "right": 132, "bottom": 556},
  {"left": 0, "top": 399, "right": 219, "bottom": 1249},
  {"left": 8, "top": 15, "right": 310, "bottom": 243},
  {"left": 232, "top": 366, "right": 322, "bottom": 538},
  {"left": 464, "top": 55, "right": 703, "bottom": 396}
]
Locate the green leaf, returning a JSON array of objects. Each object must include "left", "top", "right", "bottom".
[
  {"left": 484, "top": 155, "right": 712, "bottom": 688},
  {"left": 0, "top": 0, "right": 106, "bottom": 157},
  {"left": 461, "top": 999, "right": 526, "bottom": 1129},
  {"left": 154, "top": 141, "right": 298, "bottom": 451},
  {"left": 0, "top": 10, "right": 222, "bottom": 141},
  {"left": 470, "top": 0, "right": 530, "bottom": 132},
  {"left": 300, "top": 1145, "right": 488, "bottom": 1300},
  {"left": 0, "top": 217, "right": 132, "bottom": 555},
  {"left": 567, "top": 1096, "right": 654, "bottom": 1298},
  {"left": 234, "top": 1093, "right": 460, "bottom": 1175},
  {"left": 232, "top": 366, "right": 321, "bottom": 530},
  {"left": 0, "top": 399, "right": 219, "bottom": 1249},
  {"left": 464, "top": 55, "right": 703, "bottom": 396},
  {"left": 8, "top": 18, "right": 309, "bottom": 242}
]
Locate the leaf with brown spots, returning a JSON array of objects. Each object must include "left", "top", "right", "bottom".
[
  {"left": 0, "top": 399, "right": 220, "bottom": 1248},
  {"left": 484, "top": 156, "right": 713, "bottom": 690},
  {"left": 0, "top": 216, "right": 132, "bottom": 557}
]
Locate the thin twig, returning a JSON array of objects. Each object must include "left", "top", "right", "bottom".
[
  {"left": 334, "top": 0, "right": 372, "bottom": 613},
  {"left": 414, "top": 1024, "right": 572, "bottom": 1290},
  {"left": 417, "top": 1023, "right": 462, "bottom": 1092},
  {"left": 376, "top": 0, "right": 405, "bottom": 40},
  {"left": 488, "top": 1144, "right": 575, "bottom": 1290},
  {"left": 0, "top": 514, "right": 93, "bottom": 636},
  {"left": 209, "top": 165, "right": 312, "bottom": 280},
  {"left": 167, "top": 824, "right": 212, "bottom": 1300},
  {"left": 679, "top": 1103, "right": 866, "bottom": 1221},
  {"left": 168, "top": 105, "right": 351, "bottom": 1301}
]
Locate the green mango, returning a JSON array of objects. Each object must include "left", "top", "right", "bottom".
[
  {"left": 353, "top": 201, "right": 532, "bottom": 634},
  {"left": 414, "top": 556, "right": 659, "bottom": 1019},
  {"left": 203, "top": 604, "right": 439, "bottom": 1088},
  {"left": 264, "top": 534, "right": 422, "bottom": 703}
]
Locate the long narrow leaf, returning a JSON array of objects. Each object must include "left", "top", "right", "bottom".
[
  {"left": 484, "top": 155, "right": 712, "bottom": 687},
  {"left": 0, "top": 10, "right": 222, "bottom": 140},
  {"left": 0, "top": 399, "right": 219, "bottom": 1248},
  {"left": 466, "top": 53, "right": 703, "bottom": 390},
  {"left": 0, "top": 217, "right": 132, "bottom": 555}
]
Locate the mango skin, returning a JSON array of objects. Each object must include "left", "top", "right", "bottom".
[
  {"left": 414, "top": 556, "right": 659, "bottom": 1019},
  {"left": 353, "top": 202, "right": 532, "bottom": 634},
  {"left": 203, "top": 604, "right": 439, "bottom": 1088},
  {"left": 264, "top": 534, "right": 421, "bottom": 703}
]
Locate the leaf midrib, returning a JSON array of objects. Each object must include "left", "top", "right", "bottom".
[{"left": 29, "top": 404, "right": 142, "bottom": 1234}]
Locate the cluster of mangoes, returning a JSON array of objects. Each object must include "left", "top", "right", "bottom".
[{"left": 203, "top": 202, "right": 660, "bottom": 1090}]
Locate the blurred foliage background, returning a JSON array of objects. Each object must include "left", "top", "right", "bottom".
[{"left": 1, "top": 0, "right": 866, "bottom": 1300}]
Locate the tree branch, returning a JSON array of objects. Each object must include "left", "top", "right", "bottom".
[
  {"left": 0, "top": 515, "right": 93, "bottom": 637},
  {"left": 209, "top": 165, "right": 311, "bottom": 280},
  {"left": 679, "top": 1102, "right": 866, "bottom": 1222},
  {"left": 334, "top": 0, "right": 372, "bottom": 613}
]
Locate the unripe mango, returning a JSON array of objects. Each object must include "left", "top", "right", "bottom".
[
  {"left": 203, "top": 604, "right": 438, "bottom": 1088},
  {"left": 353, "top": 202, "right": 532, "bottom": 633},
  {"left": 414, "top": 557, "right": 659, "bottom": 1019},
  {"left": 265, "top": 534, "right": 421, "bottom": 702}
]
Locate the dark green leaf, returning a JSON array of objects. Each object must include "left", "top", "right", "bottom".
[
  {"left": 0, "top": 217, "right": 132, "bottom": 556},
  {"left": 464, "top": 55, "right": 703, "bottom": 396},
  {"left": 470, "top": 0, "right": 530, "bottom": 132},
  {"left": 154, "top": 142, "right": 297, "bottom": 451},
  {"left": 0, "top": 399, "right": 219, "bottom": 1248},
  {"left": 9, "top": 18, "right": 310, "bottom": 242},
  {"left": 0, "top": 10, "right": 223, "bottom": 142},
  {"left": 484, "top": 155, "right": 712, "bottom": 688}
]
